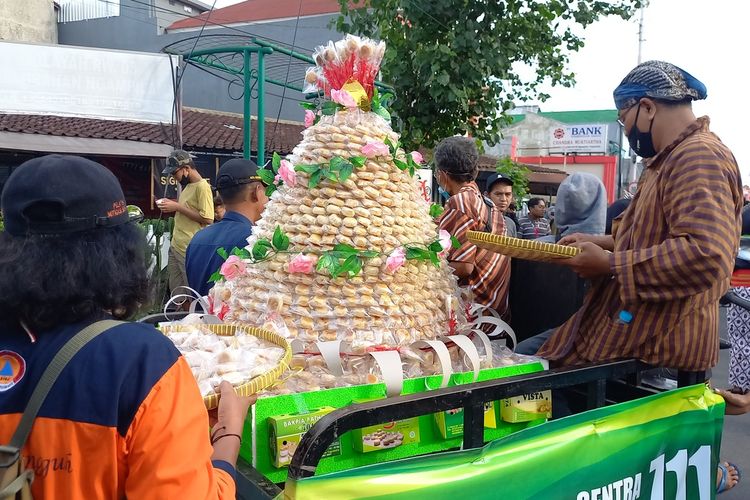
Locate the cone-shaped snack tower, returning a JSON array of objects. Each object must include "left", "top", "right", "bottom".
[{"left": 218, "top": 35, "right": 462, "bottom": 355}]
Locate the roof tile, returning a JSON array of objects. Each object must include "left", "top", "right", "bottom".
[{"left": 0, "top": 108, "right": 305, "bottom": 156}]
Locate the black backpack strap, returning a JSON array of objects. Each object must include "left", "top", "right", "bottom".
[
  {"left": 9, "top": 320, "right": 123, "bottom": 449},
  {"left": 481, "top": 196, "right": 495, "bottom": 233}
]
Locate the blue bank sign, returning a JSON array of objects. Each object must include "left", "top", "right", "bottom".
[{"left": 549, "top": 123, "right": 608, "bottom": 154}]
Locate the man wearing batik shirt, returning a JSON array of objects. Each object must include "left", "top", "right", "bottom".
[
  {"left": 517, "top": 61, "right": 743, "bottom": 372},
  {"left": 435, "top": 137, "right": 510, "bottom": 320}
]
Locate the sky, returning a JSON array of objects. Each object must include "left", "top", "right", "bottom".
[
  {"left": 530, "top": 0, "right": 750, "bottom": 182},
  {"left": 212, "top": 0, "right": 749, "bottom": 181}
]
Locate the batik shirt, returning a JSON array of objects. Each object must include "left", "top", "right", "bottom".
[
  {"left": 439, "top": 183, "right": 510, "bottom": 314},
  {"left": 539, "top": 117, "right": 742, "bottom": 370}
]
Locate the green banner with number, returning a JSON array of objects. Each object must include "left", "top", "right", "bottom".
[{"left": 284, "top": 384, "right": 725, "bottom": 500}]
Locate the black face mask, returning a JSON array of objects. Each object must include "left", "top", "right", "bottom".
[
  {"left": 626, "top": 105, "right": 657, "bottom": 158},
  {"left": 177, "top": 168, "right": 191, "bottom": 188}
]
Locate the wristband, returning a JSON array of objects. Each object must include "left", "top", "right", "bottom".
[{"left": 212, "top": 433, "right": 242, "bottom": 445}]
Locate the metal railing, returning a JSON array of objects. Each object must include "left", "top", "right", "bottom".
[{"left": 285, "top": 359, "right": 672, "bottom": 481}]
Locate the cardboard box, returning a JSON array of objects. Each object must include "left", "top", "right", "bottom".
[
  {"left": 268, "top": 407, "right": 341, "bottom": 468},
  {"left": 433, "top": 401, "right": 497, "bottom": 439},
  {"left": 243, "top": 361, "right": 547, "bottom": 483},
  {"left": 352, "top": 418, "right": 421, "bottom": 453},
  {"left": 351, "top": 399, "right": 420, "bottom": 453},
  {"left": 501, "top": 391, "right": 552, "bottom": 422}
]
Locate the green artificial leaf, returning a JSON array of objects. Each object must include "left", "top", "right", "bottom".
[
  {"left": 339, "top": 162, "right": 354, "bottom": 182},
  {"left": 251, "top": 240, "right": 272, "bottom": 261},
  {"left": 333, "top": 243, "right": 358, "bottom": 255},
  {"left": 321, "top": 101, "right": 340, "bottom": 115},
  {"left": 272, "top": 226, "right": 289, "bottom": 251},
  {"left": 294, "top": 164, "right": 319, "bottom": 174},
  {"left": 429, "top": 204, "right": 445, "bottom": 218},
  {"left": 383, "top": 138, "right": 397, "bottom": 156},
  {"left": 428, "top": 241, "right": 444, "bottom": 253},
  {"left": 299, "top": 102, "right": 317, "bottom": 111},
  {"left": 257, "top": 169, "right": 276, "bottom": 185},
  {"left": 272, "top": 152, "right": 281, "bottom": 171},
  {"left": 328, "top": 261, "right": 342, "bottom": 278},
  {"left": 451, "top": 236, "right": 461, "bottom": 249},
  {"left": 208, "top": 270, "right": 223, "bottom": 283},
  {"left": 230, "top": 246, "right": 251, "bottom": 259},
  {"left": 349, "top": 156, "right": 366, "bottom": 168},
  {"left": 265, "top": 185, "right": 276, "bottom": 197},
  {"left": 373, "top": 104, "right": 391, "bottom": 122},
  {"left": 408, "top": 165, "right": 416, "bottom": 177},
  {"left": 329, "top": 156, "right": 346, "bottom": 172},
  {"left": 325, "top": 169, "right": 339, "bottom": 182},
  {"left": 316, "top": 252, "right": 336, "bottom": 272},
  {"left": 338, "top": 254, "right": 362, "bottom": 277},
  {"left": 360, "top": 250, "right": 379, "bottom": 258},
  {"left": 217, "top": 247, "right": 229, "bottom": 260},
  {"left": 309, "top": 170, "right": 323, "bottom": 188},
  {"left": 379, "top": 92, "right": 394, "bottom": 104},
  {"left": 405, "top": 247, "right": 431, "bottom": 261},
  {"left": 429, "top": 251, "right": 440, "bottom": 267},
  {"left": 393, "top": 158, "right": 408, "bottom": 171}
]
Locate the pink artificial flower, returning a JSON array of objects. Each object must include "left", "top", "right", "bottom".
[
  {"left": 330, "top": 88, "right": 358, "bottom": 109},
  {"left": 278, "top": 159, "right": 296, "bottom": 187},
  {"left": 220, "top": 255, "right": 246, "bottom": 280},
  {"left": 288, "top": 253, "right": 315, "bottom": 274},
  {"left": 438, "top": 229, "right": 452, "bottom": 253},
  {"left": 361, "top": 141, "right": 390, "bottom": 158},
  {"left": 410, "top": 151, "right": 424, "bottom": 164},
  {"left": 304, "top": 110, "right": 316, "bottom": 128},
  {"left": 385, "top": 247, "right": 406, "bottom": 273}
]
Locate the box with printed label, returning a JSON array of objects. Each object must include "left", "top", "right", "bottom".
[
  {"left": 268, "top": 407, "right": 341, "bottom": 468},
  {"left": 501, "top": 391, "right": 552, "bottom": 422},
  {"left": 433, "top": 401, "right": 497, "bottom": 439},
  {"left": 352, "top": 419, "right": 420, "bottom": 453},
  {"left": 351, "top": 399, "right": 421, "bottom": 453}
]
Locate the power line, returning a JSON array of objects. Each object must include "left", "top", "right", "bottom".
[
  {"left": 187, "top": 61, "right": 306, "bottom": 103},
  {"left": 268, "top": 0, "right": 303, "bottom": 156},
  {"left": 176, "top": 0, "right": 218, "bottom": 88},
  {"left": 127, "top": 0, "right": 314, "bottom": 53},
  {"left": 92, "top": 0, "right": 314, "bottom": 54}
]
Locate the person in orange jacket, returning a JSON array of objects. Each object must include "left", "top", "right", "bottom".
[{"left": 0, "top": 154, "right": 252, "bottom": 499}]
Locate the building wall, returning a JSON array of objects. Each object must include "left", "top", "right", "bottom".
[
  {"left": 0, "top": 0, "right": 58, "bottom": 44},
  {"left": 154, "top": 0, "right": 208, "bottom": 34},
  {"left": 57, "top": 1, "right": 341, "bottom": 124}
]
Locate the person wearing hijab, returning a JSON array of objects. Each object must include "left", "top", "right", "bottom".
[{"left": 537, "top": 172, "right": 606, "bottom": 243}]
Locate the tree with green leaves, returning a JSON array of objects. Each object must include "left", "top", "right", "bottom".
[
  {"left": 495, "top": 156, "right": 531, "bottom": 201},
  {"left": 336, "top": 0, "right": 641, "bottom": 150}
]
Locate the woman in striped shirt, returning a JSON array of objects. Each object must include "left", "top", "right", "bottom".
[{"left": 434, "top": 137, "right": 511, "bottom": 322}]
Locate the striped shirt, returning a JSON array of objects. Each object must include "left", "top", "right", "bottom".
[
  {"left": 438, "top": 183, "right": 510, "bottom": 314},
  {"left": 518, "top": 216, "right": 551, "bottom": 239},
  {"left": 538, "top": 117, "right": 742, "bottom": 371}
]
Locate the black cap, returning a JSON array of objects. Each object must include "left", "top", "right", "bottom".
[
  {"left": 216, "top": 158, "right": 264, "bottom": 190},
  {"left": 162, "top": 149, "right": 195, "bottom": 175},
  {"left": 1, "top": 154, "right": 130, "bottom": 236},
  {"left": 485, "top": 173, "right": 514, "bottom": 191}
]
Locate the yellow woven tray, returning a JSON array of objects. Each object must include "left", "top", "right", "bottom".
[
  {"left": 467, "top": 231, "right": 580, "bottom": 262},
  {"left": 160, "top": 323, "right": 292, "bottom": 410}
]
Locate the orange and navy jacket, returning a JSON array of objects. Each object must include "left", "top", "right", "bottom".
[{"left": 0, "top": 318, "right": 235, "bottom": 499}]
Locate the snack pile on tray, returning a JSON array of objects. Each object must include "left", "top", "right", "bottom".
[
  {"left": 164, "top": 325, "right": 286, "bottom": 398},
  {"left": 214, "top": 35, "right": 462, "bottom": 354}
]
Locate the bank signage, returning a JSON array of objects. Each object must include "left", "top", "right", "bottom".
[{"left": 549, "top": 123, "right": 608, "bottom": 154}]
